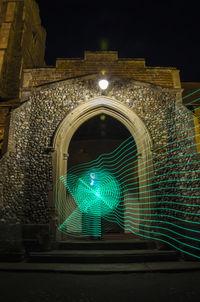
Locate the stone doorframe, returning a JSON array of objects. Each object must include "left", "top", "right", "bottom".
[{"left": 52, "top": 97, "right": 154, "bottom": 240}]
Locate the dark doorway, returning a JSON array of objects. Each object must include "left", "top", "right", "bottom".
[
  {"left": 67, "top": 114, "right": 138, "bottom": 236},
  {"left": 68, "top": 114, "right": 132, "bottom": 167}
]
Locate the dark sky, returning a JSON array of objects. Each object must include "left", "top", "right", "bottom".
[{"left": 36, "top": 1, "right": 200, "bottom": 82}]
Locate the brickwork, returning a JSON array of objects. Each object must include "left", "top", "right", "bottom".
[
  {"left": 181, "top": 82, "right": 200, "bottom": 106},
  {"left": 0, "top": 0, "right": 46, "bottom": 99},
  {"left": 0, "top": 0, "right": 46, "bottom": 154},
  {"left": 181, "top": 82, "right": 200, "bottom": 153},
  {"left": 22, "top": 51, "right": 181, "bottom": 90},
  {"left": 0, "top": 99, "right": 18, "bottom": 153}
]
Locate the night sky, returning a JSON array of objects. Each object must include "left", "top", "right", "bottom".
[{"left": 36, "top": 1, "right": 200, "bottom": 82}]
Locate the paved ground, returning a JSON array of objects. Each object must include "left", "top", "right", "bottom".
[
  {"left": 1, "top": 271, "right": 200, "bottom": 302},
  {"left": 1, "top": 260, "right": 200, "bottom": 273}
]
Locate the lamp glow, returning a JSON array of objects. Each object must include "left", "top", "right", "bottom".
[{"left": 99, "top": 79, "right": 109, "bottom": 90}]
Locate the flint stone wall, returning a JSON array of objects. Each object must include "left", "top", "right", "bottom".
[{"left": 0, "top": 77, "right": 199, "bottom": 228}]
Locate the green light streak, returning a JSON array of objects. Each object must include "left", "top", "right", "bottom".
[
  {"left": 55, "top": 88, "right": 200, "bottom": 259},
  {"left": 65, "top": 169, "right": 121, "bottom": 217},
  {"left": 66, "top": 134, "right": 199, "bottom": 191},
  {"left": 66, "top": 90, "right": 200, "bottom": 180}
]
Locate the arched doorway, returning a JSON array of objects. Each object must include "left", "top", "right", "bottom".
[
  {"left": 53, "top": 97, "right": 154, "bottom": 241},
  {"left": 67, "top": 114, "right": 138, "bottom": 237}
]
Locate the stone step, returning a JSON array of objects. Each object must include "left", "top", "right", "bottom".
[
  {"left": 29, "top": 249, "right": 178, "bottom": 263},
  {"left": 57, "top": 239, "right": 156, "bottom": 251}
]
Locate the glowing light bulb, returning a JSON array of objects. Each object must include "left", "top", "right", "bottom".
[{"left": 99, "top": 79, "right": 109, "bottom": 90}]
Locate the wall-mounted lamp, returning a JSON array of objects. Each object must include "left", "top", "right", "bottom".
[{"left": 98, "top": 79, "right": 109, "bottom": 90}]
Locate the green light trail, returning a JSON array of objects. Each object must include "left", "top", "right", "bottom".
[
  {"left": 55, "top": 88, "right": 200, "bottom": 259},
  {"left": 64, "top": 126, "right": 199, "bottom": 190}
]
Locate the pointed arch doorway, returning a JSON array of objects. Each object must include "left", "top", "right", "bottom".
[
  {"left": 67, "top": 114, "right": 137, "bottom": 236},
  {"left": 53, "top": 97, "right": 154, "bottom": 241}
]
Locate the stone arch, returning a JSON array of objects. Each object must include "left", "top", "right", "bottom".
[{"left": 53, "top": 97, "right": 154, "bottom": 240}]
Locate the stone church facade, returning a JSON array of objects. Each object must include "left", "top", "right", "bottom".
[{"left": 0, "top": 0, "right": 200, "bottom": 256}]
